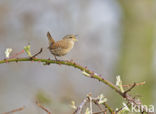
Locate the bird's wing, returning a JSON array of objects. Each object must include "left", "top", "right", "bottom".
[
  {"left": 47, "top": 32, "right": 55, "bottom": 45},
  {"left": 51, "top": 40, "right": 70, "bottom": 49}
]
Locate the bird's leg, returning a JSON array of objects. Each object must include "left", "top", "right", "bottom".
[
  {"left": 54, "top": 56, "right": 61, "bottom": 65},
  {"left": 54, "top": 55, "right": 58, "bottom": 61}
]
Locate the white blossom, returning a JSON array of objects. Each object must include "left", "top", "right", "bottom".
[{"left": 5, "top": 48, "right": 12, "bottom": 58}]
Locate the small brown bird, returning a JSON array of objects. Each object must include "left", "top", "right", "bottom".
[{"left": 47, "top": 32, "right": 78, "bottom": 60}]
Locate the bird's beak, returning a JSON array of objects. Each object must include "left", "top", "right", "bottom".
[
  {"left": 74, "top": 35, "right": 78, "bottom": 42},
  {"left": 75, "top": 38, "right": 78, "bottom": 42},
  {"left": 74, "top": 38, "right": 78, "bottom": 42},
  {"left": 73, "top": 37, "right": 78, "bottom": 42}
]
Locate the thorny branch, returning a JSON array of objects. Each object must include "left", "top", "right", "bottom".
[{"left": 0, "top": 49, "right": 153, "bottom": 114}]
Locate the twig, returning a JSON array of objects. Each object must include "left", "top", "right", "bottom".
[
  {"left": 2, "top": 106, "right": 25, "bottom": 114},
  {"left": 123, "top": 82, "right": 136, "bottom": 97},
  {"left": 92, "top": 100, "right": 105, "bottom": 114},
  {"left": 87, "top": 94, "right": 93, "bottom": 114},
  {"left": 36, "top": 101, "right": 51, "bottom": 114},
  {"left": 116, "top": 106, "right": 124, "bottom": 113},
  {"left": 102, "top": 103, "right": 114, "bottom": 114},
  {"left": 122, "top": 81, "right": 145, "bottom": 87},
  {"left": 116, "top": 102, "right": 131, "bottom": 113},
  {"left": 31, "top": 48, "right": 43, "bottom": 59},
  {"left": 91, "top": 95, "right": 114, "bottom": 113},
  {"left": 92, "top": 98, "right": 107, "bottom": 114},
  {"left": 73, "top": 97, "right": 89, "bottom": 114},
  {"left": 9, "top": 49, "right": 25, "bottom": 59}
]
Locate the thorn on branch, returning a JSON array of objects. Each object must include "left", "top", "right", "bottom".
[
  {"left": 16, "top": 58, "right": 19, "bottom": 63},
  {"left": 90, "top": 72, "right": 95, "bottom": 78},
  {"left": 44, "top": 62, "right": 50, "bottom": 65},
  {"left": 43, "top": 58, "right": 51, "bottom": 65},
  {"left": 3, "top": 59, "right": 8, "bottom": 63}
]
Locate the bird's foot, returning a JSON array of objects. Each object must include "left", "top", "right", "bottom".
[{"left": 54, "top": 56, "right": 59, "bottom": 61}]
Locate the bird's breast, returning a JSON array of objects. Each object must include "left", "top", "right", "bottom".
[{"left": 49, "top": 40, "right": 74, "bottom": 56}]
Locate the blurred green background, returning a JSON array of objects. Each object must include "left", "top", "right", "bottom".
[{"left": 0, "top": 0, "right": 155, "bottom": 113}]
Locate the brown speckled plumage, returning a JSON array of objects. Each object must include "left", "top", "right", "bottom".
[{"left": 47, "top": 32, "right": 77, "bottom": 60}]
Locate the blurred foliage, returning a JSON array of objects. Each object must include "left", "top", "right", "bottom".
[
  {"left": 35, "top": 90, "right": 52, "bottom": 105},
  {"left": 118, "top": 0, "right": 155, "bottom": 104}
]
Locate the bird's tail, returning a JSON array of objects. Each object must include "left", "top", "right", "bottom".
[{"left": 47, "top": 32, "right": 55, "bottom": 45}]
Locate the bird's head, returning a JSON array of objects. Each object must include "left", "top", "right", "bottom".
[{"left": 63, "top": 34, "right": 78, "bottom": 42}]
